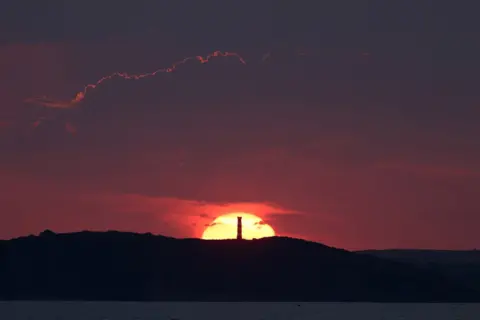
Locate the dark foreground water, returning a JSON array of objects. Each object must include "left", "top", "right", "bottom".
[{"left": 0, "top": 301, "right": 479, "bottom": 319}]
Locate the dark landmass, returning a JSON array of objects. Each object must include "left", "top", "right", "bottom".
[
  {"left": 358, "top": 249, "right": 480, "bottom": 266},
  {"left": 0, "top": 230, "right": 479, "bottom": 302},
  {"left": 358, "top": 249, "right": 480, "bottom": 298}
]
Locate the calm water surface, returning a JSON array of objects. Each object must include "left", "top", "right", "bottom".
[{"left": 0, "top": 301, "right": 479, "bottom": 320}]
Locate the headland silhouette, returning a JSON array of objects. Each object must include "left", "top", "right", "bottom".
[{"left": 0, "top": 229, "right": 479, "bottom": 302}]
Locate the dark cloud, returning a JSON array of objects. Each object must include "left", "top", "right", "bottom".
[
  {"left": 0, "top": 1, "right": 273, "bottom": 46},
  {"left": 4, "top": 2, "right": 480, "bottom": 48},
  {"left": 204, "top": 222, "right": 222, "bottom": 228}
]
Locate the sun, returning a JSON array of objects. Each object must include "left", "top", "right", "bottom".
[{"left": 202, "top": 212, "right": 275, "bottom": 240}]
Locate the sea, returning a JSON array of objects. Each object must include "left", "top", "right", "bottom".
[{"left": 0, "top": 301, "right": 479, "bottom": 320}]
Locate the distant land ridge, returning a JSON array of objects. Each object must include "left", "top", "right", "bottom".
[{"left": 0, "top": 230, "right": 479, "bottom": 302}]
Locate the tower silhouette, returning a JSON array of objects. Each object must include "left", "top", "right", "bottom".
[{"left": 237, "top": 216, "right": 243, "bottom": 240}]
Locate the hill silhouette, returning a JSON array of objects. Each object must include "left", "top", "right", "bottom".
[
  {"left": 0, "top": 230, "right": 479, "bottom": 302},
  {"left": 359, "top": 249, "right": 480, "bottom": 298}
]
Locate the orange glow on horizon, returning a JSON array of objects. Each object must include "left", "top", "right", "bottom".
[{"left": 202, "top": 212, "right": 275, "bottom": 240}]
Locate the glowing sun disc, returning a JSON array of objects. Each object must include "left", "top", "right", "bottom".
[{"left": 202, "top": 212, "right": 275, "bottom": 240}]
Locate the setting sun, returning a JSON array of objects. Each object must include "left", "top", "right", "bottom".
[{"left": 202, "top": 212, "right": 275, "bottom": 240}]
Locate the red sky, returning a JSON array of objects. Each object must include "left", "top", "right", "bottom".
[{"left": 1, "top": 2, "right": 480, "bottom": 250}]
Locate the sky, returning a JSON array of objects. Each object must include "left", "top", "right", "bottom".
[{"left": 0, "top": 1, "right": 479, "bottom": 250}]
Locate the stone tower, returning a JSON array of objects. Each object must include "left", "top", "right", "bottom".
[{"left": 236, "top": 216, "right": 243, "bottom": 240}]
